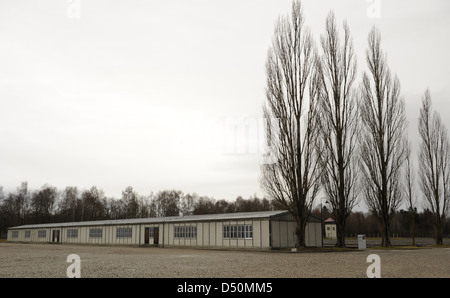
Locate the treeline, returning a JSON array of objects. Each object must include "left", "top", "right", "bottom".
[
  {"left": 2, "top": 181, "right": 449, "bottom": 239},
  {"left": 0, "top": 182, "right": 282, "bottom": 237},
  {"left": 315, "top": 208, "right": 450, "bottom": 238}
]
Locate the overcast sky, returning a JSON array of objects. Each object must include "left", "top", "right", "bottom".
[{"left": 0, "top": 0, "right": 449, "bottom": 210}]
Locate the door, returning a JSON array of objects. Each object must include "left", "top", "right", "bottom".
[
  {"left": 153, "top": 227, "right": 159, "bottom": 246},
  {"left": 52, "top": 230, "right": 60, "bottom": 243},
  {"left": 144, "top": 227, "right": 150, "bottom": 244}
]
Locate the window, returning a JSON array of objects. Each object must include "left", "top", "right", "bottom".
[
  {"left": 25, "top": 230, "right": 31, "bottom": 238},
  {"left": 67, "top": 229, "right": 78, "bottom": 238},
  {"left": 223, "top": 224, "right": 253, "bottom": 239},
  {"left": 89, "top": 228, "right": 102, "bottom": 238},
  {"left": 174, "top": 226, "right": 197, "bottom": 238},
  {"left": 116, "top": 227, "right": 132, "bottom": 238},
  {"left": 245, "top": 225, "right": 253, "bottom": 239},
  {"left": 38, "top": 230, "right": 47, "bottom": 238},
  {"left": 11, "top": 231, "right": 19, "bottom": 238},
  {"left": 147, "top": 227, "right": 156, "bottom": 237},
  {"left": 223, "top": 225, "right": 229, "bottom": 238}
]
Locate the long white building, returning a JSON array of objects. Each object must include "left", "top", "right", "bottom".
[{"left": 7, "top": 210, "right": 322, "bottom": 249}]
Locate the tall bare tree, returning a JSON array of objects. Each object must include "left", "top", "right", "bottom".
[
  {"left": 358, "top": 27, "right": 407, "bottom": 247},
  {"left": 15, "top": 181, "right": 29, "bottom": 225},
  {"left": 418, "top": 90, "right": 450, "bottom": 245},
  {"left": 122, "top": 186, "right": 139, "bottom": 219},
  {"left": 260, "top": 0, "right": 322, "bottom": 247},
  {"left": 31, "top": 184, "right": 58, "bottom": 223},
  {"left": 59, "top": 186, "right": 79, "bottom": 222},
  {"left": 316, "top": 11, "right": 359, "bottom": 247},
  {"left": 154, "top": 190, "right": 182, "bottom": 217},
  {"left": 80, "top": 186, "right": 106, "bottom": 221}
]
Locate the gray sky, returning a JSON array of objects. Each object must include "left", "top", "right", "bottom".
[{"left": 0, "top": 0, "right": 449, "bottom": 209}]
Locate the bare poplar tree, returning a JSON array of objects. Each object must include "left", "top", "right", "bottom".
[
  {"left": 358, "top": 27, "right": 407, "bottom": 247},
  {"left": 418, "top": 89, "right": 450, "bottom": 245},
  {"left": 122, "top": 186, "right": 140, "bottom": 218},
  {"left": 59, "top": 186, "right": 79, "bottom": 222},
  {"left": 260, "top": 0, "right": 322, "bottom": 247},
  {"left": 15, "top": 181, "right": 29, "bottom": 225},
  {"left": 316, "top": 11, "right": 359, "bottom": 247}
]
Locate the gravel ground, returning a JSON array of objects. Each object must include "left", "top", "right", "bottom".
[{"left": 0, "top": 241, "right": 449, "bottom": 278}]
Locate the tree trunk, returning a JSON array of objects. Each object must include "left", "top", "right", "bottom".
[
  {"left": 381, "top": 219, "right": 391, "bottom": 247},
  {"left": 434, "top": 214, "right": 444, "bottom": 245},
  {"left": 335, "top": 208, "right": 347, "bottom": 247},
  {"left": 410, "top": 209, "right": 416, "bottom": 246},
  {"left": 336, "top": 228, "right": 346, "bottom": 248},
  {"left": 295, "top": 218, "right": 307, "bottom": 248}
]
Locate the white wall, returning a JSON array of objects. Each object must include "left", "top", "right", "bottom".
[
  {"left": 271, "top": 221, "right": 322, "bottom": 248},
  {"left": 7, "top": 216, "right": 319, "bottom": 248},
  {"left": 161, "top": 219, "right": 271, "bottom": 249}
]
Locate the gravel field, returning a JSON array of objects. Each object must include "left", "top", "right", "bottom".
[{"left": 1, "top": 241, "right": 449, "bottom": 278}]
